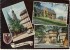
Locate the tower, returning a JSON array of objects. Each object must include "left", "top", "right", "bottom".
[{"left": 11, "top": 9, "right": 18, "bottom": 20}]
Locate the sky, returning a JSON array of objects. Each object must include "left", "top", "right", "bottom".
[
  {"left": 2, "top": 1, "right": 26, "bottom": 25},
  {"left": 40, "top": 2, "right": 68, "bottom": 19}
]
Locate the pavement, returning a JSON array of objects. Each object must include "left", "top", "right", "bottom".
[{"left": 34, "top": 43, "right": 65, "bottom": 48}]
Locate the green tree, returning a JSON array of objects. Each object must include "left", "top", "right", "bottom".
[
  {"left": 7, "top": 10, "right": 27, "bottom": 36},
  {"left": 62, "top": 27, "right": 67, "bottom": 33},
  {"left": 35, "top": 25, "right": 46, "bottom": 43},
  {"left": 51, "top": 26, "right": 61, "bottom": 42},
  {"left": 34, "top": 2, "right": 41, "bottom": 7},
  {"left": 58, "top": 16, "right": 63, "bottom": 20},
  {"left": 34, "top": 2, "right": 42, "bottom": 17},
  {"left": 46, "top": 26, "right": 61, "bottom": 42}
]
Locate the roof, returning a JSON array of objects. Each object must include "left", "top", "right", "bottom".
[
  {"left": 20, "top": 9, "right": 27, "bottom": 16},
  {"left": 46, "top": 7, "right": 56, "bottom": 15},
  {"left": 41, "top": 6, "right": 56, "bottom": 15}
]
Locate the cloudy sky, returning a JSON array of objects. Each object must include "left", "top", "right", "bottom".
[
  {"left": 40, "top": 2, "right": 68, "bottom": 18},
  {"left": 2, "top": 1, "right": 26, "bottom": 25}
]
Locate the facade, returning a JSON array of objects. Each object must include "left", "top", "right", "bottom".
[
  {"left": 34, "top": 6, "right": 56, "bottom": 19},
  {"left": 42, "top": 30, "right": 67, "bottom": 44},
  {"left": 43, "top": 8, "right": 56, "bottom": 19},
  {"left": 43, "top": 31, "right": 57, "bottom": 44},
  {"left": 20, "top": 9, "right": 33, "bottom": 29}
]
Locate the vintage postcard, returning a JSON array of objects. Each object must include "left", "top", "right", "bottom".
[
  {"left": 69, "top": 25, "right": 70, "bottom": 48},
  {"left": 2, "top": 1, "right": 34, "bottom": 42},
  {"left": 34, "top": 25, "right": 69, "bottom": 48},
  {"left": 32, "top": 1, "right": 68, "bottom": 26}
]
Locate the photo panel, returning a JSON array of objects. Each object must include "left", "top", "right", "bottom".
[
  {"left": 2, "top": 1, "right": 34, "bottom": 44},
  {"left": 68, "top": 25, "right": 70, "bottom": 48},
  {"left": 34, "top": 25, "right": 69, "bottom": 48},
  {"left": 32, "top": 1, "right": 68, "bottom": 26}
]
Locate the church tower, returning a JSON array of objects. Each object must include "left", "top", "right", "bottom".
[{"left": 11, "top": 9, "right": 18, "bottom": 20}]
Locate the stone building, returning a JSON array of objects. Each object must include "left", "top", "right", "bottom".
[
  {"left": 43, "top": 31, "right": 57, "bottom": 44},
  {"left": 34, "top": 6, "right": 56, "bottom": 19},
  {"left": 43, "top": 8, "right": 56, "bottom": 19},
  {"left": 20, "top": 9, "right": 33, "bottom": 29},
  {"left": 43, "top": 30, "right": 67, "bottom": 44}
]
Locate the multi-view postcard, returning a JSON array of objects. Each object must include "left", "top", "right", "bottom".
[
  {"left": 1, "top": 0, "right": 69, "bottom": 49},
  {"left": 2, "top": 1, "right": 34, "bottom": 46},
  {"left": 34, "top": 25, "right": 68, "bottom": 48},
  {"left": 33, "top": 1, "right": 68, "bottom": 26}
]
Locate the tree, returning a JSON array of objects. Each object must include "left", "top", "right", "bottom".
[
  {"left": 34, "top": 7, "right": 37, "bottom": 17},
  {"left": 62, "top": 27, "right": 67, "bottom": 33},
  {"left": 35, "top": 25, "right": 46, "bottom": 43},
  {"left": 46, "top": 26, "right": 61, "bottom": 42},
  {"left": 58, "top": 16, "right": 63, "bottom": 20},
  {"left": 7, "top": 10, "right": 27, "bottom": 36},
  {"left": 34, "top": 2, "right": 41, "bottom": 7},
  {"left": 34, "top": 2, "right": 42, "bottom": 17},
  {"left": 50, "top": 26, "right": 61, "bottom": 42}
]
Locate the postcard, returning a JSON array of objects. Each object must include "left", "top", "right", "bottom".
[
  {"left": 2, "top": 1, "right": 34, "bottom": 42},
  {"left": 32, "top": 1, "right": 68, "bottom": 26},
  {"left": 34, "top": 25, "right": 69, "bottom": 48}
]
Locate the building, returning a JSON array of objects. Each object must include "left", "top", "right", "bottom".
[
  {"left": 11, "top": 10, "right": 18, "bottom": 20},
  {"left": 20, "top": 9, "right": 33, "bottom": 33},
  {"left": 44, "top": 30, "right": 57, "bottom": 44},
  {"left": 43, "top": 7, "right": 56, "bottom": 19},
  {"left": 34, "top": 6, "right": 56, "bottom": 19},
  {"left": 42, "top": 30, "right": 67, "bottom": 44}
]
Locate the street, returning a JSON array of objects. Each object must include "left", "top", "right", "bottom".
[{"left": 34, "top": 43, "right": 65, "bottom": 48}]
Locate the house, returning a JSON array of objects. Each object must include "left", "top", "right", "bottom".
[
  {"left": 42, "top": 30, "right": 67, "bottom": 44},
  {"left": 20, "top": 9, "right": 33, "bottom": 29},
  {"left": 34, "top": 6, "right": 56, "bottom": 19},
  {"left": 43, "top": 7, "right": 56, "bottom": 19},
  {"left": 59, "top": 33, "right": 67, "bottom": 43},
  {"left": 43, "top": 30, "right": 57, "bottom": 44},
  {"left": 63, "top": 17, "right": 67, "bottom": 24}
]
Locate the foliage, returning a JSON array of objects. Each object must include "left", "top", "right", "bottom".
[
  {"left": 62, "top": 27, "right": 67, "bottom": 33},
  {"left": 34, "top": 2, "right": 41, "bottom": 7},
  {"left": 34, "top": 2, "right": 43, "bottom": 17},
  {"left": 35, "top": 25, "right": 46, "bottom": 43},
  {"left": 51, "top": 26, "right": 61, "bottom": 42},
  {"left": 58, "top": 16, "right": 63, "bottom": 20},
  {"left": 7, "top": 11, "right": 26, "bottom": 35},
  {"left": 52, "top": 26, "right": 61, "bottom": 32},
  {"left": 35, "top": 25, "right": 46, "bottom": 38}
]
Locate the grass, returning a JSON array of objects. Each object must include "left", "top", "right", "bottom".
[{"left": 33, "top": 17, "right": 66, "bottom": 26}]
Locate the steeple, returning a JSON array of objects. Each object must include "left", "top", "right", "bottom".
[
  {"left": 11, "top": 9, "right": 18, "bottom": 20},
  {"left": 10, "top": 6, "right": 18, "bottom": 21}
]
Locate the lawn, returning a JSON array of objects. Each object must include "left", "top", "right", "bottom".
[{"left": 33, "top": 17, "right": 66, "bottom": 26}]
